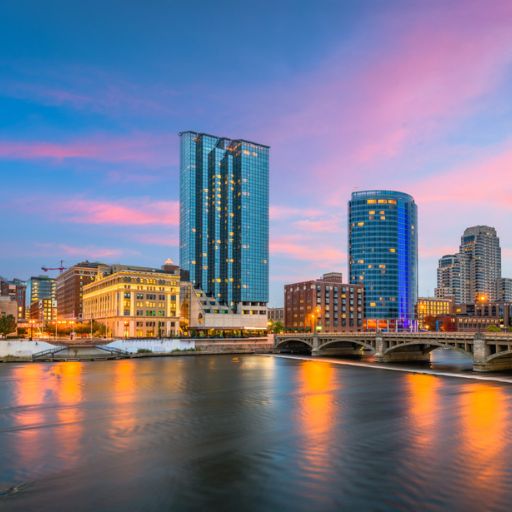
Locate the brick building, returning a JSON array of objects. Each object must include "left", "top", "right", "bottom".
[{"left": 284, "top": 273, "right": 364, "bottom": 332}]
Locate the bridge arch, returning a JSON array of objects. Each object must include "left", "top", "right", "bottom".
[
  {"left": 320, "top": 338, "right": 375, "bottom": 353},
  {"left": 486, "top": 349, "right": 512, "bottom": 364},
  {"left": 383, "top": 340, "right": 473, "bottom": 358},
  {"left": 275, "top": 337, "right": 312, "bottom": 353}
]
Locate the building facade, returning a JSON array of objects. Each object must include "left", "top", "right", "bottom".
[
  {"left": 179, "top": 131, "right": 269, "bottom": 317},
  {"left": 496, "top": 277, "right": 512, "bottom": 303},
  {"left": 284, "top": 273, "right": 364, "bottom": 332},
  {"left": 348, "top": 190, "right": 418, "bottom": 325},
  {"left": 435, "top": 254, "right": 462, "bottom": 304},
  {"left": 83, "top": 263, "right": 180, "bottom": 338},
  {"left": 459, "top": 225, "right": 501, "bottom": 304},
  {"left": 415, "top": 297, "right": 453, "bottom": 330},
  {"left": 0, "top": 295, "right": 18, "bottom": 321},
  {"left": 56, "top": 261, "right": 107, "bottom": 320}
]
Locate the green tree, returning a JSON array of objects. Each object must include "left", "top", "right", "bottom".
[
  {"left": 0, "top": 315, "right": 17, "bottom": 338},
  {"left": 486, "top": 324, "right": 501, "bottom": 333},
  {"left": 271, "top": 321, "right": 284, "bottom": 334}
]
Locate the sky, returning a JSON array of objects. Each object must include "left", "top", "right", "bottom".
[{"left": 1, "top": 0, "right": 512, "bottom": 306}]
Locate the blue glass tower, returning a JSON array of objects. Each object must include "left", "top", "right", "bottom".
[
  {"left": 180, "top": 131, "right": 269, "bottom": 311},
  {"left": 348, "top": 190, "right": 418, "bottom": 324}
]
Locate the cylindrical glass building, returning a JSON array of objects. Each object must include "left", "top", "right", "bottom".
[{"left": 348, "top": 190, "right": 418, "bottom": 328}]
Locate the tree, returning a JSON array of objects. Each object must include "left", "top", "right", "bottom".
[
  {"left": 271, "top": 321, "right": 284, "bottom": 334},
  {"left": 486, "top": 324, "right": 501, "bottom": 333},
  {"left": 0, "top": 315, "right": 17, "bottom": 338}
]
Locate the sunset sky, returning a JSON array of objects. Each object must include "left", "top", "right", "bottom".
[{"left": 1, "top": 0, "right": 512, "bottom": 305}]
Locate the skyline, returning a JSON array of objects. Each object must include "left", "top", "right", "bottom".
[{"left": 1, "top": 0, "right": 512, "bottom": 305}]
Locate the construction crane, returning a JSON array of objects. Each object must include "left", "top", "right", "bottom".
[{"left": 41, "top": 260, "right": 67, "bottom": 274}]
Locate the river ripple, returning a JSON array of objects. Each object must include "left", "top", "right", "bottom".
[{"left": 1, "top": 355, "right": 512, "bottom": 511}]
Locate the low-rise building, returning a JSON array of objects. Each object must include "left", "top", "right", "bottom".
[
  {"left": 285, "top": 272, "right": 364, "bottom": 332},
  {"left": 56, "top": 261, "right": 107, "bottom": 320},
  {"left": 180, "top": 282, "right": 268, "bottom": 336},
  {"left": 83, "top": 262, "right": 180, "bottom": 338},
  {"left": 416, "top": 297, "right": 453, "bottom": 330},
  {"left": 30, "top": 298, "right": 57, "bottom": 323},
  {"left": 268, "top": 307, "right": 284, "bottom": 323}
]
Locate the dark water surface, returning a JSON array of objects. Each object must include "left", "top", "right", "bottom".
[{"left": 1, "top": 355, "right": 512, "bottom": 511}]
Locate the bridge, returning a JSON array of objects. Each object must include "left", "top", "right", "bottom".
[{"left": 274, "top": 332, "right": 512, "bottom": 372}]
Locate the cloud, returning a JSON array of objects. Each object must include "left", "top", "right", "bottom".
[
  {"left": 34, "top": 243, "right": 135, "bottom": 260},
  {"left": 0, "top": 133, "right": 177, "bottom": 167},
  {"left": 59, "top": 198, "right": 179, "bottom": 226}
]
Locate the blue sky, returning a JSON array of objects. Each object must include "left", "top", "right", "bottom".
[{"left": 1, "top": 0, "right": 512, "bottom": 305}]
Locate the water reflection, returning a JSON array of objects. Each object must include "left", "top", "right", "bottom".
[
  {"left": 296, "top": 362, "right": 336, "bottom": 480},
  {"left": 11, "top": 364, "right": 48, "bottom": 474},
  {"left": 52, "top": 362, "right": 83, "bottom": 466},
  {"left": 459, "top": 383, "right": 508, "bottom": 507},
  {"left": 406, "top": 374, "right": 440, "bottom": 449},
  {"left": 110, "top": 360, "right": 137, "bottom": 447}
]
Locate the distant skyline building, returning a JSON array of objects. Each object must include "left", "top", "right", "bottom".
[
  {"left": 1, "top": 278, "right": 27, "bottom": 321},
  {"left": 179, "top": 131, "right": 269, "bottom": 317},
  {"left": 496, "top": 277, "right": 512, "bottom": 303},
  {"left": 435, "top": 254, "right": 462, "bottom": 303},
  {"left": 348, "top": 190, "right": 418, "bottom": 325},
  {"left": 56, "top": 261, "right": 107, "bottom": 320},
  {"left": 459, "top": 225, "right": 501, "bottom": 304}
]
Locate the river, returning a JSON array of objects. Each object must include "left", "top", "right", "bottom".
[{"left": 1, "top": 355, "right": 512, "bottom": 511}]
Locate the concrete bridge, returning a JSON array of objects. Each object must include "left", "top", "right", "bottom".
[{"left": 274, "top": 332, "right": 512, "bottom": 372}]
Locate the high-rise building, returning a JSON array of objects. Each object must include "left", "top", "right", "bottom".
[
  {"left": 56, "top": 261, "right": 107, "bottom": 320},
  {"left": 349, "top": 190, "right": 418, "bottom": 325},
  {"left": 284, "top": 273, "right": 364, "bottom": 332},
  {"left": 435, "top": 254, "right": 462, "bottom": 303},
  {"left": 30, "top": 275, "right": 56, "bottom": 304},
  {"left": 179, "top": 131, "right": 269, "bottom": 318},
  {"left": 496, "top": 277, "right": 512, "bottom": 303},
  {"left": 459, "top": 226, "right": 501, "bottom": 304}
]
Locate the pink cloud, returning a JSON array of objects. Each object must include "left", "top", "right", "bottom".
[
  {"left": 34, "top": 243, "right": 134, "bottom": 260},
  {"left": 0, "top": 133, "right": 177, "bottom": 167},
  {"left": 270, "top": 235, "right": 346, "bottom": 265},
  {"left": 57, "top": 198, "right": 180, "bottom": 226}
]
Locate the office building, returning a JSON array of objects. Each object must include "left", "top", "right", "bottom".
[
  {"left": 30, "top": 275, "right": 56, "bottom": 304},
  {"left": 179, "top": 131, "right": 269, "bottom": 319},
  {"left": 83, "top": 263, "right": 180, "bottom": 338},
  {"left": 415, "top": 297, "right": 453, "bottom": 330},
  {"left": 284, "top": 272, "right": 364, "bottom": 332},
  {"left": 56, "top": 261, "right": 107, "bottom": 320},
  {"left": 348, "top": 190, "right": 418, "bottom": 326}
]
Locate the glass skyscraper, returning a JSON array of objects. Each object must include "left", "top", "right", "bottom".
[
  {"left": 348, "top": 190, "right": 418, "bottom": 324},
  {"left": 179, "top": 131, "right": 269, "bottom": 312}
]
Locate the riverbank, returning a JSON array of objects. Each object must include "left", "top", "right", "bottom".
[{"left": 271, "top": 353, "right": 512, "bottom": 384}]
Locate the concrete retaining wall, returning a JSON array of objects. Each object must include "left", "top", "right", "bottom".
[
  {"left": 0, "top": 340, "right": 59, "bottom": 358},
  {"left": 107, "top": 339, "right": 196, "bottom": 353}
]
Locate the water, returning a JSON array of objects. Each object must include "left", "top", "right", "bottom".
[{"left": 1, "top": 355, "right": 512, "bottom": 511}]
